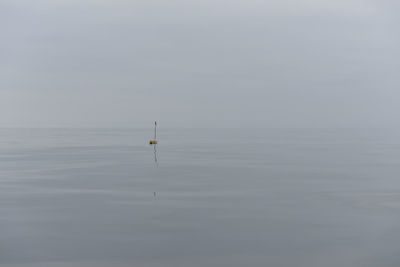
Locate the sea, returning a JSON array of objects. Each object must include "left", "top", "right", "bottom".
[{"left": 1, "top": 127, "right": 400, "bottom": 267}]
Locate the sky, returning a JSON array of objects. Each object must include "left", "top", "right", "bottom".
[{"left": 1, "top": 0, "right": 399, "bottom": 128}]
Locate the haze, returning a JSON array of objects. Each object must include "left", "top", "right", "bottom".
[{"left": 1, "top": 0, "right": 399, "bottom": 128}]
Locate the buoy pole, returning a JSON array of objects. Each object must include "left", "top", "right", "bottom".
[
  {"left": 149, "top": 121, "right": 158, "bottom": 145},
  {"left": 154, "top": 121, "right": 157, "bottom": 140}
]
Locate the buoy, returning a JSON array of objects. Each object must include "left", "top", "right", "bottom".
[{"left": 149, "top": 121, "right": 158, "bottom": 145}]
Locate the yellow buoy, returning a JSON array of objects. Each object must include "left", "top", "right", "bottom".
[{"left": 149, "top": 121, "right": 158, "bottom": 145}]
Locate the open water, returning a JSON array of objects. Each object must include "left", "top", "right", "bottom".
[{"left": 1, "top": 127, "right": 400, "bottom": 266}]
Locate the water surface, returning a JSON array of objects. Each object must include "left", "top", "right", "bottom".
[{"left": 1, "top": 127, "right": 400, "bottom": 267}]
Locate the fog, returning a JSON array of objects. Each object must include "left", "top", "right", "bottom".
[{"left": 1, "top": 0, "right": 399, "bottom": 128}]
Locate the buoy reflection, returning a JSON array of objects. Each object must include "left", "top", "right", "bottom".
[{"left": 153, "top": 144, "right": 158, "bottom": 167}]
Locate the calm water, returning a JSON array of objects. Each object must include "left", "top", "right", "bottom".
[{"left": 1, "top": 127, "right": 400, "bottom": 267}]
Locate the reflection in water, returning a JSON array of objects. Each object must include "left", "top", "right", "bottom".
[
  {"left": 153, "top": 144, "right": 158, "bottom": 166},
  {"left": 153, "top": 144, "right": 159, "bottom": 199}
]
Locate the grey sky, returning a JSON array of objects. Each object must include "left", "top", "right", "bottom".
[{"left": 1, "top": 0, "right": 399, "bottom": 128}]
